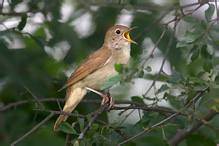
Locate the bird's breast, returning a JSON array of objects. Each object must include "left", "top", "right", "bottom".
[{"left": 82, "top": 44, "right": 131, "bottom": 90}]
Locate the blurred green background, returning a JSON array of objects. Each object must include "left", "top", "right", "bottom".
[{"left": 0, "top": 0, "right": 219, "bottom": 145}]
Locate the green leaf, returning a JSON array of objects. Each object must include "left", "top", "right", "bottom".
[
  {"left": 201, "top": 45, "right": 212, "bottom": 59},
  {"left": 59, "top": 121, "right": 77, "bottom": 135},
  {"left": 182, "top": 16, "right": 200, "bottom": 24},
  {"left": 176, "top": 40, "right": 188, "bottom": 48},
  {"left": 145, "top": 66, "right": 152, "bottom": 72},
  {"left": 203, "top": 59, "right": 213, "bottom": 73},
  {"left": 138, "top": 70, "right": 144, "bottom": 78},
  {"left": 205, "top": 4, "right": 215, "bottom": 22},
  {"left": 167, "top": 72, "right": 186, "bottom": 85},
  {"left": 198, "top": 71, "right": 205, "bottom": 78},
  {"left": 186, "top": 32, "right": 203, "bottom": 43},
  {"left": 28, "top": 33, "right": 46, "bottom": 51},
  {"left": 114, "top": 64, "right": 125, "bottom": 74},
  {"left": 200, "top": 20, "right": 207, "bottom": 30},
  {"left": 131, "top": 96, "right": 144, "bottom": 104},
  {"left": 100, "top": 74, "right": 123, "bottom": 90},
  {"left": 87, "top": 114, "right": 92, "bottom": 124},
  {"left": 157, "top": 84, "right": 169, "bottom": 94},
  {"left": 189, "top": 77, "right": 206, "bottom": 83},
  {"left": 91, "top": 123, "right": 99, "bottom": 131},
  {"left": 185, "top": 116, "right": 194, "bottom": 132},
  {"left": 77, "top": 118, "right": 84, "bottom": 131},
  {"left": 18, "top": 14, "right": 27, "bottom": 31},
  {"left": 191, "top": 49, "right": 199, "bottom": 62}
]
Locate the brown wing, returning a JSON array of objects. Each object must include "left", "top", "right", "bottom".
[{"left": 58, "top": 46, "right": 112, "bottom": 92}]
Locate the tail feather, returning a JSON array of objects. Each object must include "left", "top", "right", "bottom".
[{"left": 54, "top": 85, "right": 87, "bottom": 131}]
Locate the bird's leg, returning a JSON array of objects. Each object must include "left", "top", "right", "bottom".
[
  {"left": 105, "top": 90, "right": 114, "bottom": 109},
  {"left": 85, "top": 87, "right": 114, "bottom": 109},
  {"left": 85, "top": 87, "right": 109, "bottom": 105}
]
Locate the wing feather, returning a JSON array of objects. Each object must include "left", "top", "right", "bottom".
[{"left": 58, "top": 46, "right": 112, "bottom": 92}]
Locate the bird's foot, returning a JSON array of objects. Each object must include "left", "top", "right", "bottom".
[{"left": 85, "top": 87, "right": 114, "bottom": 110}]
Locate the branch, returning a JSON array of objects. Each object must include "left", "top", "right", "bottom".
[
  {"left": 11, "top": 112, "right": 55, "bottom": 146},
  {"left": 118, "top": 87, "right": 210, "bottom": 145},
  {"left": 34, "top": 108, "right": 128, "bottom": 140},
  {"left": 78, "top": 104, "right": 108, "bottom": 142},
  {"left": 144, "top": 20, "right": 176, "bottom": 96},
  {"left": 0, "top": 98, "right": 162, "bottom": 112},
  {"left": 22, "top": 84, "right": 44, "bottom": 109},
  {"left": 169, "top": 109, "right": 218, "bottom": 145}
]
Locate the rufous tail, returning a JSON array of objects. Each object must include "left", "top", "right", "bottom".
[{"left": 54, "top": 85, "right": 87, "bottom": 131}]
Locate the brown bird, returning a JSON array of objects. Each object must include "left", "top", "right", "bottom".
[{"left": 54, "top": 25, "right": 137, "bottom": 131}]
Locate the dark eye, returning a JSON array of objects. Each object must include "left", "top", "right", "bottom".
[{"left": 116, "top": 30, "right": 120, "bottom": 34}]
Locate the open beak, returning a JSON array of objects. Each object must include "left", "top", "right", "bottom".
[{"left": 123, "top": 27, "right": 137, "bottom": 44}]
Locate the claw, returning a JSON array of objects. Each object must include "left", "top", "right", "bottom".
[
  {"left": 108, "top": 95, "right": 114, "bottom": 110},
  {"left": 101, "top": 95, "right": 109, "bottom": 106},
  {"left": 85, "top": 87, "right": 114, "bottom": 110}
]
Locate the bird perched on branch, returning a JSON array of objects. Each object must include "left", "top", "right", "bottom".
[{"left": 54, "top": 25, "right": 137, "bottom": 131}]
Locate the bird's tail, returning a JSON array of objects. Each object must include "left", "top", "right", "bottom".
[{"left": 54, "top": 85, "right": 87, "bottom": 131}]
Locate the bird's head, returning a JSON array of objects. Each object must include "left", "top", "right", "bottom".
[{"left": 103, "top": 25, "right": 137, "bottom": 49}]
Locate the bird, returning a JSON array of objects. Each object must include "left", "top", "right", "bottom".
[{"left": 54, "top": 25, "right": 137, "bottom": 131}]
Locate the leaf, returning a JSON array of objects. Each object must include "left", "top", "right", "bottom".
[
  {"left": 211, "top": 105, "right": 218, "bottom": 112},
  {"left": 100, "top": 74, "right": 123, "bottom": 90},
  {"left": 200, "top": 20, "right": 207, "bottom": 30},
  {"left": 131, "top": 96, "right": 144, "bottom": 104},
  {"left": 18, "top": 14, "right": 27, "bottom": 31},
  {"left": 186, "top": 32, "right": 203, "bottom": 43},
  {"left": 138, "top": 70, "right": 144, "bottom": 78},
  {"left": 87, "top": 114, "right": 92, "bottom": 124},
  {"left": 205, "top": 4, "right": 215, "bottom": 22},
  {"left": 201, "top": 44, "right": 212, "bottom": 59},
  {"left": 59, "top": 121, "right": 77, "bottom": 135},
  {"left": 176, "top": 40, "right": 188, "bottom": 48},
  {"left": 182, "top": 16, "right": 200, "bottom": 24},
  {"left": 167, "top": 72, "right": 186, "bottom": 85},
  {"left": 189, "top": 77, "right": 205, "bottom": 83},
  {"left": 77, "top": 118, "right": 84, "bottom": 131},
  {"left": 203, "top": 59, "right": 213, "bottom": 73},
  {"left": 145, "top": 66, "right": 152, "bottom": 72},
  {"left": 185, "top": 116, "right": 194, "bottom": 132},
  {"left": 191, "top": 49, "right": 199, "bottom": 62},
  {"left": 157, "top": 84, "right": 169, "bottom": 94},
  {"left": 198, "top": 71, "right": 205, "bottom": 78},
  {"left": 91, "top": 123, "right": 99, "bottom": 131},
  {"left": 114, "top": 64, "right": 125, "bottom": 74},
  {"left": 28, "top": 33, "right": 46, "bottom": 51}
]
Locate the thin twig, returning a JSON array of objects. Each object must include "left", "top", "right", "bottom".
[
  {"left": 35, "top": 108, "right": 128, "bottom": 140},
  {"left": 118, "top": 109, "right": 135, "bottom": 127},
  {"left": 134, "top": 11, "right": 170, "bottom": 41},
  {"left": 11, "top": 113, "right": 55, "bottom": 146},
  {"left": 78, "top": 104, "right": 108, "bottom": 142},
  {"left": 22, "top": 84, "right": 44, "bottom": 109},
  {"left": 65, "top": 134, "right": 72, "bottom": 146},
  {"left": 0, "top": 98, "right": 147, "bottom": 112},
  {"left": 144, "top": 21, "right": 176, "bottom": 97},
  {"left": 169, "top": 109, "right": 218, "bottom": 145},
  {"left": 118, "top": 87, "right": 210, "bottom": 145}
]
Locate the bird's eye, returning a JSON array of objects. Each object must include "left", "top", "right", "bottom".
[{"left": 116, "top": 30, "right": 120, "bottom": 34}]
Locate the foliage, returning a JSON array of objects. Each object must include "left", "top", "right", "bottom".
[{"left": 0, "top": 0, "right": 218, "bottom": 146}]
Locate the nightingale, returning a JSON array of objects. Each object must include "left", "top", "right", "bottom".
[{"left": 54, "top": 25, "right": 137, "bottom": 131}]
